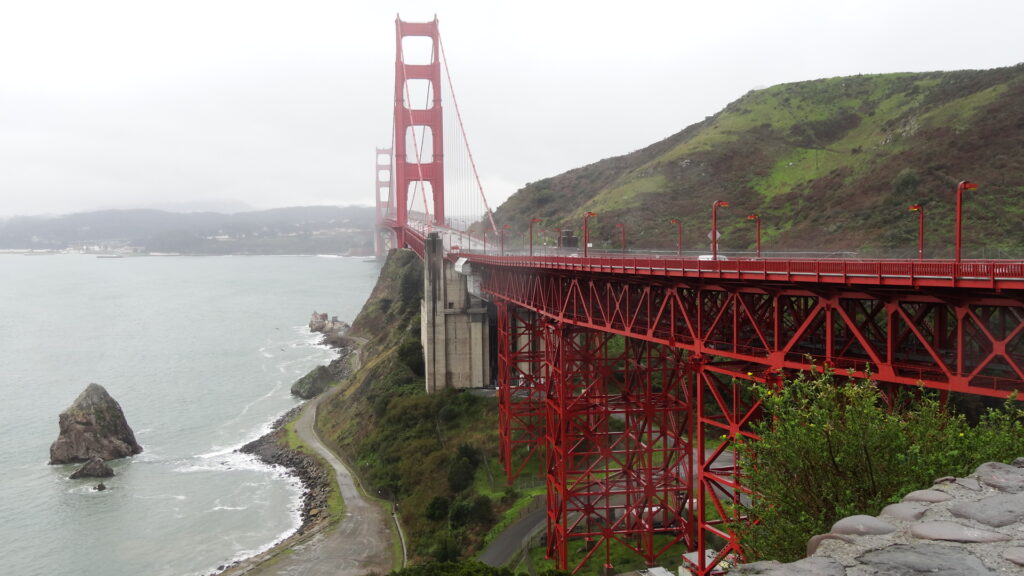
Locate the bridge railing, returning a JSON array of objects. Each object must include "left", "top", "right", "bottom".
[{"left": 454, "top": 249, "right": 1024, "bottom": 290}]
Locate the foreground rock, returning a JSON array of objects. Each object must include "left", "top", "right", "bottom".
[
  {"left": 69, "top": 456, "right": 115, "bottom": 479},
  {"left": 733, "top": 458, "right": 1024, "bottom": 575},
  {"left": 49, "top": 383, "right": 143, "bottom": 465}
]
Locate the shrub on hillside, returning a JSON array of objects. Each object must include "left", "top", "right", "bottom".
[{"left": 737, "top": 367, "right": 1023, "bottom": 562}]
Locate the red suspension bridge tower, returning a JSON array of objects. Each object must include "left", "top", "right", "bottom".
[{"left": 390, "top": 16, "right": 445, "bottom": 251}]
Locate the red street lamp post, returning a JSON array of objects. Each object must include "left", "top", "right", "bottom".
[
  {"left": 670, "top": 218, "right": 682, "bottom": 256},
  {"left": 954, "top": 180, "right": 978, "bottom": 263},
  {"left": 747, "top": 213, "right": 761, "bottom": 258},
  {"left": 583, "top": 211, "right": 597, "bottom": 257},
  {"left": 711, "top": 201, "right": 729, "bottom": 261},
  {"left": 614, "top": 222, "right": 627, "bottom": 251},
  {"left": 909, "top": 204, "right": 924, "bottom": 260},
  {"left": 529, "top": 218, "right": 542, "bottom": 256}
]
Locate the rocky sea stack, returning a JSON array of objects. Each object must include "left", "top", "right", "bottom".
[{"left": 49, "top": 383, "right": 143, "bottom": 465}]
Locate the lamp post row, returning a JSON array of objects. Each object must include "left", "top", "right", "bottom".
[{"left": 489, "top": 180, "right": 977, "bottom": 260}]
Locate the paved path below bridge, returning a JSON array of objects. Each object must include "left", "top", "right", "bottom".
[
  {"left": 478, "top": 498, "right": 546, "bottom": 567},
  {"left": 221, "top": 343, "right": 393, "bottom": 576}
]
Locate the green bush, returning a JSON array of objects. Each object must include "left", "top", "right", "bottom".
[
  {"left": 448, "top": 456, "right": 477, "bottom": 493},
  {"left": 737, "top": 368, "right": 1022, "bottom": 562}
]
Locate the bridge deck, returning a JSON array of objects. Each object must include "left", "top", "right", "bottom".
[{"left": 458, "top": 252, "right": 1024, "bottom": 292}]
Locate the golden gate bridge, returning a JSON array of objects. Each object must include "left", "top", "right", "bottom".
[{"left": 374, "top": 16, "right": 1024, "bottom": 576}]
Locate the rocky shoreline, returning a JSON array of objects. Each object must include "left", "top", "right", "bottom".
[
  {"left": 213, "top": 343, "right": 356, "bottom": 575},
  {"left": 237, "top": 406, "right": 331, "bottom": 534}
]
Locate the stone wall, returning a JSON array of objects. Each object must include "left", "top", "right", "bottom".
[{"left": 734, "top": 458, "right": 1024, "bottom": 575}]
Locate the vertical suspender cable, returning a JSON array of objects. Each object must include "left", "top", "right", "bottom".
[{"left": 439, "top": 34, "right": 498, "bottom": 236}]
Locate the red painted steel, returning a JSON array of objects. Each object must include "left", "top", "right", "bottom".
[
  {"left": 463, "top": 252, "right": 1024, "bottom": 291},
  {"left": 380, "top": 25, "right": 1024, "bottom": 575},
  {"left": 496, "top": 302, "right": 547, "bottom": 483},
  {"left": 396, "top": 217, "right": 1024, "bottom": 575},
  {"left": 475, "top": 263, "right": 1024, "bottom": 398},
  {"left": 540, "top": 324, "right": 697, "bottom": 573},
  {"left": 476, "top": 256, "right": 1023, "bottom": 574},
  {"left": 392, "top": 17, "right": 445, "bottom": 252}
]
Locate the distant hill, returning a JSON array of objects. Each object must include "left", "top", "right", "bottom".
[
  {"left": 493, "top": 65, "right": 1024, "bottom": 258},
  {"left": 0, "top": 205, "right": 375, "bottom": 255}
]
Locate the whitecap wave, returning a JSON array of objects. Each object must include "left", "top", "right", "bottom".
[
  {"left": 136, "top": 493, "right": 187, "bottom": 501},
  {"left": 173, "top": 451, "right": 277, "bottom": 475},
  {"left": 211, "top": 504, "right": 249, "bottom": 511}
]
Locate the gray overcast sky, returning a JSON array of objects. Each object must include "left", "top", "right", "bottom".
[{"left": 1, "top": 1, "right": 1022, "bottom": 218}]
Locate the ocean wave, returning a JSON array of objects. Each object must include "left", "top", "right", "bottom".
[
  {"left": 173, "top": 451, "right": 283, "bottom": 475},
  {"left": 211, "top": 504, "right": 249, "bottom": 511},
  {"left": 136, "top": 493, "right": 188, "bottom": 501},
  {"left": 194, "top": 476, "right": 305, "bottom": 576}
]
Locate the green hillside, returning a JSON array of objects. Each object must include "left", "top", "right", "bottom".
[
  {"left": 315, "top": 250, "right": 509, "bottom": 563},
  {"left": 495, "top": 65, "right": 1024, "bottom": 258}
]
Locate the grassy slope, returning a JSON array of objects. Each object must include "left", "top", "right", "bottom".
[
  {"left": 315, "top": 249, "right": 512, "bottom": 563},
  {"left": 494, "top": 65, "right": 1024, "bottom": 258}
]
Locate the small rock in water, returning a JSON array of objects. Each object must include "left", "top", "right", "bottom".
[
  {"left": 70, "top": 456, "right": 115, "bottom": 479},
  {"left": 95, "top": 483, "right": 107, "bottom": 491}
]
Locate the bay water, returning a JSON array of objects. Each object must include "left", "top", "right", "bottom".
[{"left": 0, "top": 253, "right": 380, "bottom": 576}]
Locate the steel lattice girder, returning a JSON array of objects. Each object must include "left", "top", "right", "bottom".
[
  {"left": 496, "top": 302, "right": 547, "bottom": 483},
  {"left": 539, "top": 323, "right": 697, "bottom": 573},
  {"left": 481, "top": 267, "right": 1024, "bottom": 398}
]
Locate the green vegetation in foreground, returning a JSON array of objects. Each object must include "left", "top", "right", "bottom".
[{"left": 736, "top": 367, "right": 1024, "bottom": 562}]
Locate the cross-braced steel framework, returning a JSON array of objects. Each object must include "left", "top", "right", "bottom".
[
  {"left": 536, "top": 322, "right": 696, "bottom": 572},
  {"left": 488, "top": 263, "right": 1024, "bottom": 575}
]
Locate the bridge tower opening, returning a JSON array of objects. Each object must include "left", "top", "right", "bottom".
[
  {"left": 393, "top": 16, "right": 445, "bottom": 249},
  {"left": 375, "top": 147, "right": 393, "bottom": 258}
]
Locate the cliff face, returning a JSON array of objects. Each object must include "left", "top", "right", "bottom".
[
  {"left": 316, "top": 249, "right": 503, "bottom": 561},
  {"left": 49, "top": 383, "right": 143, "bottom": 464}
]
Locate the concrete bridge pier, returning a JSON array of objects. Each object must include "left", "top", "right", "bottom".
[{"left": 422, "top": 233, "right": 491, "bottom": 392}]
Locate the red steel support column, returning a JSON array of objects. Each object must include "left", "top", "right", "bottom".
[
  {"left": 689, "top": 358, "right": 760, "bottom": 575},
  {"left": 497, "top": 302, "right": 547, "bottom": 483},
  {"left": 542, "top": 325, "right": 696, "bottom": 573}
]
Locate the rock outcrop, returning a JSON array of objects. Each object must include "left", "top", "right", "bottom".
[
  {"left": 49, "top": 383, "right": 143, "bottom": 465},
  {"left": 733, "top": 458, "right": 1024, "bottom": 575},
  {"left": 69, "top": 456, "right": 115, "bottom": 479},
  {"left": 308, "top": 311, "right": 351, "bottom": 348},
  {"left": 290, "top": 365, "right": 334, "bottom": 400}
]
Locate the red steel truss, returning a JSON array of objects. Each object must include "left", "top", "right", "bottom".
[
  {"left": 487, "top": 262, "right": 1024, "bottom": 575},
  {"left": 496, "top": 302, "right": 546, "bottom": 483},
  {"left": 537, "top": 320, "right": 696, "bottom": 572},
  {"left": 482, "top": 264, "right": 1024, "bottom": 399}
]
